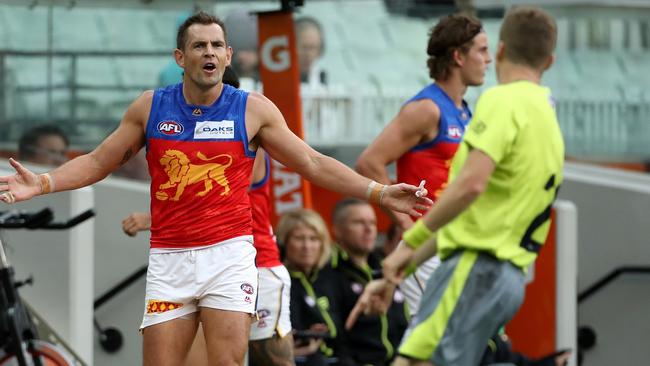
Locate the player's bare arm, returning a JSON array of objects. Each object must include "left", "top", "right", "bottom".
[
  {"left": 0, "top": 91, "right": 151, "bottom": 204},
  {"left": 246, "top": 92, "right": 432, "bottom": 216},
  {"left": 356, "top": 99, "right": 441, "bottom": 183},
  {"left": 356, "top": 99, "right": 440, "bottom": 227},
  {"left": 77, "top": 91, "right": 151, "bottom": 177}
]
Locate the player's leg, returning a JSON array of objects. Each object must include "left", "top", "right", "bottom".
[
  {"left": 184, "top": 319, "right": 294, "bottom": 366},
  {"left": 184, "top": 323, "right": 209, "bottom": 366},
  {"left": 200, "top": 308, "right": 252, "bottom": 365},
  {"left": 140, "top": 250, "right": 202, "bottom": 366},
  {"left": 249, "top": 266, "right": 295, "bottom": 366},
  {"left": 143, "top": 317, "right": 199, "bottom": 366},
  {"left": 195, "top": 239, "right": 259, "bottom": 365}
]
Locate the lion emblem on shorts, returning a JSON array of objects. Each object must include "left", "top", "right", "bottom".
[{"left": 156, "top": 149, "right": 233, "bottom": 201}]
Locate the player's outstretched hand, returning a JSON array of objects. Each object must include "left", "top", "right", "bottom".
[
  {"left": 122, "top": 212, "right": 152, "bottom": 237},
  {"left": 345, "top": 279, "right": 396, "bottom": 330},
  {"left": 382, "top": 183, "right": 432, "bottom": 217},
  {"left": 0, "top": 158, "right": 43, "bottom": 204}
]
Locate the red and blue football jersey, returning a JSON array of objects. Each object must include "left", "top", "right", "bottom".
[
  {"left": 145, "top": 83, "right": 255, "bottom": 248},
  {"left": 249, "top": 153, "right": 282, "bottom": 268},
  {"left": 397, "top": 84, "right": 472, "bottom": 205}
]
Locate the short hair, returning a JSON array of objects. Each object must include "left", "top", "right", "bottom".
[
  {"left": 426, "top": 14, "right": 483, "bottom": 81},
  {"left": 276, "top": 209, "right": 332, "bottom": 270},
  {"left": 18, "top": 125, "right": 69, "bottom": 160},
  {"left": 332, "top": 198, "right": 369, "bottom": 226},
  {"left": 295, "top": 16, "right": 325, "bottom": 54},
  {"left": 499, "top": 6, "right": 557, "bottom": 69},
  {"left": 176, "top": 11, "right": 227, "bottom": 50}
]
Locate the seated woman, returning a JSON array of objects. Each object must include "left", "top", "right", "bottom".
[{"left": 276, "top": 209, "right": 350, "bottom": 366}]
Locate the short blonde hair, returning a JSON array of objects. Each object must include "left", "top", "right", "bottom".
[{"left": 276, "top": 209, "right": 332, "bottom": 270}]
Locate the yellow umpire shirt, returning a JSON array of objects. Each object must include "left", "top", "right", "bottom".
[{"left": 437, "top": 80, "right": 565, "bottom": 269}]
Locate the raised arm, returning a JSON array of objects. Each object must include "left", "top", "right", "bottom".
[
  {"left": 248, "top": 92, "right": 432, "bottom": 216},
  {"left": 0, "top": 91, "right": 152, "bottom": 203}
]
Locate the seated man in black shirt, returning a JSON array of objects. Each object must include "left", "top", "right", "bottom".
[{"left": 325, "top": 198, "right": 410, "bottom": 366}]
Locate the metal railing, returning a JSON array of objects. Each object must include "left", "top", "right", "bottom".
[
  {"left": 2, "top": 50, "right": 650, "bottom": 160},
  {"left": 0, "top": 50, "right": 169, "bottom": 150},
  {"left": 302, "top": 88, "right": 650, "bottom": 160}
]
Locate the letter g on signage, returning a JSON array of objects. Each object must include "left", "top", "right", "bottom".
[{"left": 261, "top": 36, "right": 290, "bottom": 72}]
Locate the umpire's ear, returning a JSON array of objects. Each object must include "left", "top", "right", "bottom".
[
  {"left": 542, "top": 53, "right": 555, "bottom": 72},
  {"left": 495, "top": 41, "right": 506, "bottom": 62}
]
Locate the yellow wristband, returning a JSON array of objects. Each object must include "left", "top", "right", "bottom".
[
  {"left": 402, "top": 220, "right": 434, "bottom": 249},
  {"left": 404, "top": 262, "right": 418, "bottom": 277}
]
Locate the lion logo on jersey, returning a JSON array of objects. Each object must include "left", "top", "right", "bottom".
[{"left": 155, "top": 150, "right": 233, "bottom": 201}]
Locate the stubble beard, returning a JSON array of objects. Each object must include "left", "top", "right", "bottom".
[{"left": 191, "top": 72, "right": 222, "bottom": 91}]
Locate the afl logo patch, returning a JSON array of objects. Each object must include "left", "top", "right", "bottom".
[
  {"left": 448, "top": 126, "right": 463, "bottom": 139},
  {"left": 241, "top": 283, "right": 254, "bottom": 295},
  {"left": 157, "top": 121, "right": 184, "bottom": 135}
]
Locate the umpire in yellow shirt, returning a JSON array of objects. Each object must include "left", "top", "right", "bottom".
[{"left": 346, "top": 6, "right": 564, "bottom": 366}]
